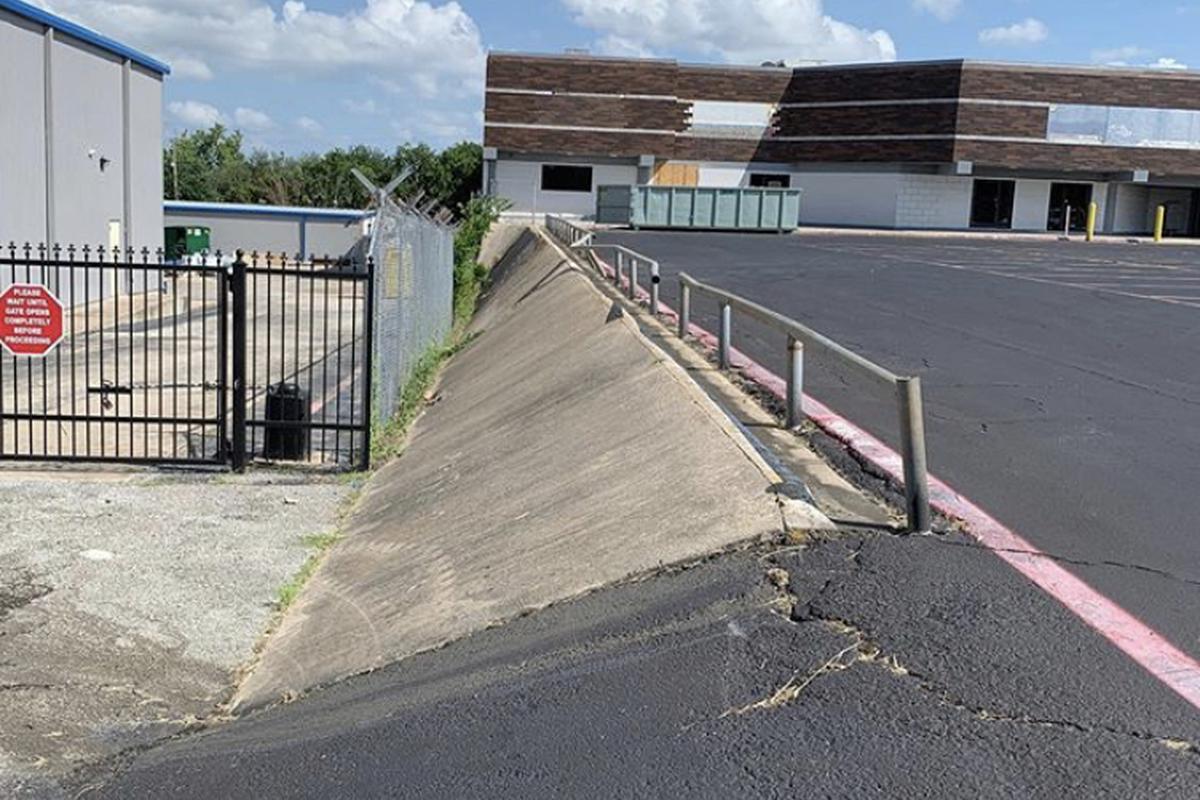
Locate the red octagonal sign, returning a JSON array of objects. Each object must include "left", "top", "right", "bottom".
[{"left": 0, "top": 283, "right": 65, "bottom": 357}]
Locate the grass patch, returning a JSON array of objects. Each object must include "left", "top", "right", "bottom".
[{"left": 276, "top": 530, "right": 343, "bottom": 611}]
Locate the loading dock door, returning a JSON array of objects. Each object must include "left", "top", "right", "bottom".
[{"left": 1047, "top": 183, "right": 1093, "bottom": 232}]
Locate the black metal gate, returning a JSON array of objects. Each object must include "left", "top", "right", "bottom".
[{"left": 0, "top": 245, "right": 372, "bottom": 471}]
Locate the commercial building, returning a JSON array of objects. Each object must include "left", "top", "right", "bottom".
[
  {"left": 483, "top": 52, "right": 1200, "bottom": 237},
  {"left": 0, "top": 0, "right": 168, "bottom": 252},
  {"left": 164, "top": 201, "right": 368, "bottom": 260}
]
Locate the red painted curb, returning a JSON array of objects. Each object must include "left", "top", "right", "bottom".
[{"left": 593, "top": 253, "right": 1200, "bottom": 710}]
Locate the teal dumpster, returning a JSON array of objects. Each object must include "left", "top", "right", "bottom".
[{"left": 596, "top": 185, "right": 802, "bottom": 231}]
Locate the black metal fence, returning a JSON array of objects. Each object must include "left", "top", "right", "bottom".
[{"left": 0, "top": 244, "right": 372, "bottom": 470}]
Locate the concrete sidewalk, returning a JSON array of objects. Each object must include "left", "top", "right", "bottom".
[{"left": 234, "top": 228, "right": 835, "bottom": 708}]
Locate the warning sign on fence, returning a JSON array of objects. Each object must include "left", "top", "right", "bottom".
[{"left": 0, "top": 283, "right": 64, "bottom": 357}]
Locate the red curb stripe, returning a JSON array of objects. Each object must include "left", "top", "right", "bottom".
[{"left": 594, "top": 254, "right": 1200, "bottom": 710}]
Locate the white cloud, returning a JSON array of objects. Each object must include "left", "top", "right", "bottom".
[
  {"left": 913, "top": 0, "right": 961, "bottom": 22},
  {"left": 296, "top": 116, "right": 323, "bottom": 135},
  {"left": 167, "top": 100, "right": 224, "bottom": 128},
  {"left": 33, "top": 0, "right": 485, "bottom": 95},
  {"left": 1091, "top": 45, "right": 1149, "bottom": 64},
  {"left": 233, "top": 106, "right": 274, "bottom": 131},
  {"left": 978, "top": 18, "right": 1049, "bottom": 47},
  {"left": 1091, "top": 47, "right": 1189, "bottom": 71},
  {"left": 170, "top": 55, "right": 214, "bottom": 81},
  {"left": 562, "top": 0, "right": 897, "bottom": 65},
  {"left": 1150, "top": 57, "right": 1189, "bottom": 70}
]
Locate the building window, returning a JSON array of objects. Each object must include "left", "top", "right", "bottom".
[
  {"left": 1047, "top": 103, "right": 1200, "bottom": 150},
  {"left": 1047, "top": 183, "right": 1093, "bottom": 233},
  {"left": 541, "top": 165, "right": 593, "bottom": 192},
  {"left": 970, "top": 179, "right": 1015, "bottom": 229},
  {"left": 749, "top": 173, "right": 791, "bottom": 189}
]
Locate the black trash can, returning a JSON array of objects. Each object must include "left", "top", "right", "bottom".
[{"left": 263, "top": 382, "right": 309, "bottom": 460}]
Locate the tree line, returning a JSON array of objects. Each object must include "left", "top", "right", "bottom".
[{"left": 163, "top": 126, "right": 483, "bottom": 217}]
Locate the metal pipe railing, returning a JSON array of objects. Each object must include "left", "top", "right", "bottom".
[
  {"left": 678, "top": 271, "right": 931, "bottom": 534},
  {"left": 543, "top": 218, "right": 661, "bottom": 316},
  {"left": 544, "top": 214, "right": 594, "bottom": 248}
]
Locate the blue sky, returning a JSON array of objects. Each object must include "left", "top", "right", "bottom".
[{"left": 33, "top": 1, "right": 1200, "bottom": 154}]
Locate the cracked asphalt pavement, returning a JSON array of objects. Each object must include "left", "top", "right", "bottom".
[
  {"left": 83, "top": 529, "right": 1199, "bottom": 798},
  {"left": 598, "top": 230, "right": 1200, "bottom": 663}
]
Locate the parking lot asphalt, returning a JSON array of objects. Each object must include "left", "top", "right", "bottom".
[{"left": 598, "top": 229, "right": 1200, "bottom": 674}]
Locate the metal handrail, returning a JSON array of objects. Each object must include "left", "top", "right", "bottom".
[
  {"left": 544, "top": 216, "right": 661, "bottom": 314},
  {"left": 678, "top": 271, "right": 930, "bottom": 534},
  {"left": 544, "top": 214, "right": 593, "bottom": 248},
  {"left": 577, "top": 243, "right": 661, "bottom": 315},
  {"left": 544, "top": 214, "right": 929, "bottom": 532}
]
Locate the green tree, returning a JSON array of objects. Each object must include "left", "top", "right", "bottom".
[{"left": 162, "top": 126, "right": 483, "bottom": 220}]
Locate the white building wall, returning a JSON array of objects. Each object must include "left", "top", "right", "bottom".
[
  {"left": 793, "top": 172, "right": 901, "bottom": 227},
  {"left": 127, "top": 65, "right": 163, "bottom": 252},
  {"left": 52, "top": 36, "right": 125, "bottom": 249},
  {"left": 0, "top": 10, "right": 49, "bottom": 246},
  {"left": 494, "top": 158, "right": 639, "bottom": 218},
  {"left": 895, "top": 174, "right": 972, "bottom": 229}
]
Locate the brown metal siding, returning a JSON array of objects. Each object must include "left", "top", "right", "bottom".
[
  {"left": 486, "top": 53, "right": 678, "bottom": 96},
  {"left": 675, "top": 65, "right": 792, "bottom": 102},
  {"left": 484, "top": 125, "right": 675, "bottom": 159},
  {"left": 675, "top": 137, "right": 956, "bottom": 164},
  {"left": 485, "top": 93, "right": 688, "bottom": 131},
  {"left": 961, "top": 64, "right": 1200, "bottom": 111},
  {"left": 955, "top": 104, "right": 1048, "bottom": 137},
  {"left": 954, "top": 139, "right": 1200, "bottom": 175},
  {"left": 775, "top": 104, "right": 958, "bottom": 137},
  {"left": 780, "top": 63, "right": 963, "bottom": 103}
]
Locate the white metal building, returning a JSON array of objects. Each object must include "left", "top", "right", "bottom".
[
  {"left": 0, "top": 0, "right": 168, "bottom": 252},
  {"left": 164, "top": 202, "right": 369, "bottom": 260}
]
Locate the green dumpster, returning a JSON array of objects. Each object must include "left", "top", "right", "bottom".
[
  {"left": 596, "top": 185, "right": 802, "bottom": 231},
  {"left": 164, "top": 226, "right": 211, "bottom": 258}
]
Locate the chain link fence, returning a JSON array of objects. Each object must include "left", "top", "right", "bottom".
[{"left": 365, "top": 200, "right": 454, "bottom": 428}]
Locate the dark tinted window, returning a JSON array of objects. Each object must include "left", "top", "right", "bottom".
[
  {"left": 970, "top": 179, "right": 1015, "bottom": 229},
  {"left": 749, "top": 173, "right": 790, "bottom": 188},
  {"left": 541, "top": 165, "right": 593, "bottom": 192}
]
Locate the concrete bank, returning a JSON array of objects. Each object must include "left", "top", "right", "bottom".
[{"left": 235, "top": 228, "right": 832, "bottom": 708}]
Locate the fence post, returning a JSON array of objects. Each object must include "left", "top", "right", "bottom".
[
  {"left": 628, "top": 256, "right": 638, "bottom": 301},
  {"left": 718, "top": 301, "right": 732, "bottom": 369},
  {"left": 786, "top": 336, "right": 804, "bottom": 428},
  {"left": 230, "top": 252, "right": 248, "bottom": 472},
  {"left": 649, "top": 261, "right": 660, "bottom": 316},
  {"left": 679, "top": 280, "right": 691, "bottom": 338},
  {"left": 360, "top": 255, "right": 376, "bottom": 472},
  {"left": 896, "top": 376, "right": 931, "bottom": 533}
]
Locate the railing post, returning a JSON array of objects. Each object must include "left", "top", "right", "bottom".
[
  {"left": 718, "top": 301, "right": 732, "bottom": 369},
  {"left": 615, "top": 250, "right": 624, "bottom": 287},
  {"left": 628, "top": 256, "right": 638, "bottom": 301},
  {"left": 649, "top": 261, "right": 660, "bottom": 316},
  {"left": 230, "top": 252, "right": 248, "bottom": 473},
  {"left": 679, "top": 280, "right": 690, "bottom": 338},
  {"left": 896, "top": 376, "right": 931, "bottom": 534},
  {"left": 786, "top": 335, "right": 804, "bottom": 428}
]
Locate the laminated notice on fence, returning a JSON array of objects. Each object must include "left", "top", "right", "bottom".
[
  {"left": 400, "top": 242, "right": 415, "bottom": 299},
  {"left": 383, "top": 246, "right": 401, "bottom": 299}
]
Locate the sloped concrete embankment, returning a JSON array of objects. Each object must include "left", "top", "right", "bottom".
[{"left": 235, "top": 228, "right": 829, "bottom": 708}]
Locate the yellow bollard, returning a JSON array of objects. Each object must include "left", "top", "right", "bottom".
[
  {"left": 1086, "top": 202, "right": 1097, "bottom": 242},
  {"left": 1154, "top": 205, "right": 1166, "bottom": 242}
]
